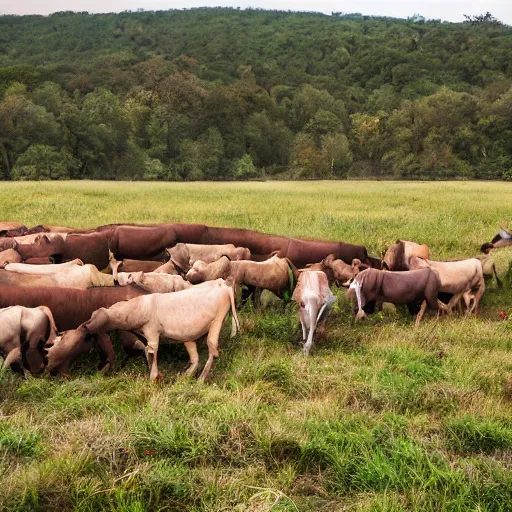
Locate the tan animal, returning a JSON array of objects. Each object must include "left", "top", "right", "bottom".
[
  {"left": 382, "top": 240, "right": 430, "bottom": 271},
  {"left": 0, "top": 306, "right": 57, "bottom": 375},
  {"left": 4, "top": 259, "right": 84, "bottom": 274},
  {"left": 186, "top": 255, "right": 296, "bottom": 298},
  {"left": 292, "top": 270, "right": 336, "bottom": 355},
  {"left": 408, "top": 256, "right": 485, "bottom": 315},
  {"left": 309, "top": 254, "right": 363, "bottom": 286},
  {"left": 116, "top": 271, "right": 193, "bottom": 293},
  {"left": 0, "top": 249, "right": 22, "bottom": 267},
  {"left": 0, "top": 264, "right": 114, "bottom": 289},
  {"left": 167, "top": 243, "right": 251, "bottom": 271},
  {"left": 83, "top": 280, "right": 239, "bottom": 381}
]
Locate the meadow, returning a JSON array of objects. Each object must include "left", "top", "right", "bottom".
[{"left": 1, "top": 180, "right": 512, "bottom": 511}]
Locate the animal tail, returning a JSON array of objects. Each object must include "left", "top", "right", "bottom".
[
  {"left": 38, "top": 305, "right": 58, "bottom": 348},
  {"left": 228, "top": 284, "right": 240, "bottom": 337}
]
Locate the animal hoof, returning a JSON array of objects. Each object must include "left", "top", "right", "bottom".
[{"left": 155, "top": 372, "right": 164, "bottom": 384}]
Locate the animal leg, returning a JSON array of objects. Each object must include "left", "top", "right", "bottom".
[
  {"left": 2, "top": 348, "right": 24, "bottom": 375},
  {"left": 144, "top": 334, "right": 161, "bottom": 382},
  {"left": 470, "top": 283, "right": 486, "bottom": 316},
  {"left": 415, "top": 300, "right": 427, "bottom": 326},
  {"left": 183, "top": 341, "right": 199, "bottom": 377},
  {"left": 199, "top": 318, "right": 223, "bottom": 381}
]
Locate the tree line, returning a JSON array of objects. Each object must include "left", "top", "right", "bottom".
[{"left": 0, "top": 8, "right": 511, "bottom": 180}]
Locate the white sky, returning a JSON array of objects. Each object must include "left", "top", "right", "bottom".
[{"left": 0, "top": 0, "right": 511, "bottom": 24}]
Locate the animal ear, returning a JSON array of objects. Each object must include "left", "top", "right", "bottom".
[{"left": 325, "top": 254, "right": 335, "bottom": 265}]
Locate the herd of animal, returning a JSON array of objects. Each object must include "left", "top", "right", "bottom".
[{"left": 0, "top": 220, "right": 509, "bottom": 382}]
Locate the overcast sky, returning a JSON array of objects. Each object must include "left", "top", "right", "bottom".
[{"left": 1, "top": 0, "right": 511, "bottom": 25}]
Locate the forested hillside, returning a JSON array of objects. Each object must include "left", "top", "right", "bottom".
[{"left": 0, "top": 8, "right": 511, "bottom": 180}]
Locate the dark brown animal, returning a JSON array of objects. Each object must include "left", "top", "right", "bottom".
[
  {"left": 481, "top": 226, "right": 512, "bottom": 253},
  {"left": 348, "top": 268, "right": 441, "bottom": 325},
  {"left": 68, "top": 223, "right": 373, "bottom": 268},
  {"left": 0, "top": 284, "right": 148, "bottom": 331}
]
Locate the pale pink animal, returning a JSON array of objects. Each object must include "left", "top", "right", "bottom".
[
  {"left": 167, "top": 243, "right": 251, "bottom": 271},
  {"left": 292, "top": 270, "right": 336, "bottom": 355},
  {"left": 83, "top": 281, "right": 240, "bottom": 381},
  {"left": 0, "top": 305, "right": 57, "bottom": 375}
]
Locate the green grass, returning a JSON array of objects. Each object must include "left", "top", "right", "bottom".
[{"left": 0, "top": 180, "right": 512, "bottom": 511}]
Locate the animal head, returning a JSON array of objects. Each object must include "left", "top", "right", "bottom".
[
  {"left": 84, "top": 308, "right": 110, "bottom": 334},
  {"left": 45, "top": 326, "right": 90, "bottom": 376},
  {"left": 382, "top": 240, "right": 429, "bottom": 271},
  {"left": 323, "top": 255, "right": 362, "bottom": 286},
  {"left": 234, "top": 247, "right": 251, "bottom": 260},
  {"left": 116, "top": 271, "right": 144, "bottom": 286},
  {"left": 186, "top": 256, "right": 231, "bottom": 284}
]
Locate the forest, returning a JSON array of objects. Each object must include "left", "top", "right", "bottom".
[{"left": 0, "top": 8, "right": 511, "bottom": 181}]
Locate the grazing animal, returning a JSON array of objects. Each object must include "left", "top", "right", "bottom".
[
  {"left": 186, "top": 255, "right": 297, "bottom": 299},
  {"left": 348, "top": 268, "right": 441, "bottom": 325},
  {"left": 0, "top": 306, "right": 57, "bottom": 375},
  {"left": 167, "top": 243, "right": 251, "bottom": 271},
  {"left": 0, "top": 284, "right": 147, "bottom": 331},
  {"left": 45, "top": 326, "right": 115, "bottom": 377},
  {"left": 308, "top": 254, "right": 363, "bottom": 286},
  {"left": 83, "top": 281, "right": 240, "bottom": 381},
  {"left": 382, "top": 240, "right": 430, "bottom": 271},
  {"left": 408, "top": 256, "right": 486, "bottom": 315},
  {"left": 292, "top": 270, "right": 336, "bottom": 355}
]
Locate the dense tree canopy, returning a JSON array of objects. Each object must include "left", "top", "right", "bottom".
[{"left": 0, "top": 8, "right": 511, "bottom": 180}]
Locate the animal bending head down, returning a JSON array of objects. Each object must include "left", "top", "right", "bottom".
[
  {"left": 292, "top": 270, "right": 336, "bottom": 355},
  {"left": 185, "top": 256, "right": 231, "bottom": 284},
  {"left": 45, "top": 325, "right": 115, "bottom": 376},
  {"left": 84, "top": 308, "right": 111, "bottom": 333},
  {"left": 382, "top": 240, "right": 430, "bottom": 271}
]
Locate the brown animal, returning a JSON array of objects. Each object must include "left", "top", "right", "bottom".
[
  {"left": 292, "top": 270, "right": 336, "bottom": 355},
  {"left": 0, "top": 264, "right": 114, "bottom": 289},
  {"left": 309, "top": 254, "right": 363, "bottom": 286},
  {"left": 408, "top": 256, "right": 485, "bottom": 315},
  {"left": 186, "top": 255, "right": 297, "bottom": 298},
  {"left": 0, "top": 306, "right": 57, "bottom": 375},
  {"left": 0, "top": 284, "right": 147, "bottom": 331},
  {"left": 11, "top": 232, "right": 110, "bottom": 269},
  {"left": 382, "top": 240, "right": 430, "bottom": 271},
  {"left": 46, "top": 329, "right": 145, "bottom": 377},
  {"left": 0, "top": 249, "right": 22, "bottom": 267},
  {"left": 68, "top": 223, "right": 374, "bottom": 268},
  {"left": 83, "top": 281, "right": 240, "bottom": 381},
  {"left": 45, "top": 326, "right": 115, "bottom": 377},
  {"left": 348, "top": 268, "right": 441, "bottom": 325},
  {"left": 167, "top": 243, "right": 251, "bottom": 271}
]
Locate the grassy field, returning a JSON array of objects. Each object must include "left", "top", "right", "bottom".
[{"left": 1, "top": 180, "right": 512, "bottom": 511}]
